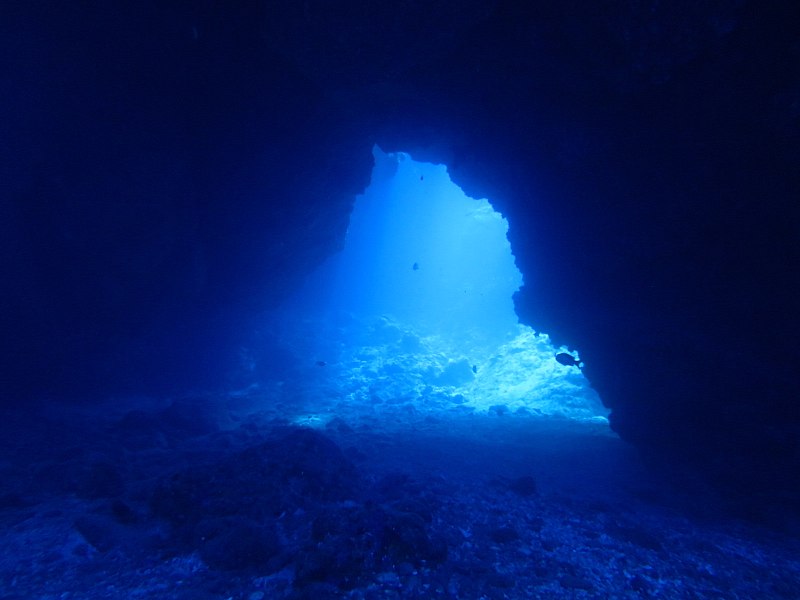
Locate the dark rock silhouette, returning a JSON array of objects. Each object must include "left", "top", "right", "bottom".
[{"left": 1, "top": 1, "right": 798, "bottom": 509}]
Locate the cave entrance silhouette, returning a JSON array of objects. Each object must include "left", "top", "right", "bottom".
[{"left": 260, "top": 146, "right": 608, "bottom": 426}]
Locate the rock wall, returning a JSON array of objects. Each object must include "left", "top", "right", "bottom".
[{"left": 2, "top": 1, "right": 798, "bottom": 502}]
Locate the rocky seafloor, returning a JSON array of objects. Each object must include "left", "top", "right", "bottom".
[{"left": 1, "top": 386, "right": 799, "bottom": 600}]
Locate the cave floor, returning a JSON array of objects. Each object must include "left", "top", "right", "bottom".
[{"left": 1, "top": 395, "right": 799, "bottom": 600}]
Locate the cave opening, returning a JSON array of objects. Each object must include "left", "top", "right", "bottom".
[{"left": 253, "top": 146, "right": 607, "bottom": 427}]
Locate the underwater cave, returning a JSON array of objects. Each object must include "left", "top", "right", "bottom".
[
  {"left": 3, "top": 2, "right": 799, "bottom": 597},
  {"left": 252, "top": 146, "right": 608, "bottom": 426}
]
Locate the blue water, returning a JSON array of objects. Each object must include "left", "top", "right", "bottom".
[
  {"left": 274, "top": 146, "right": 606, "bottom": 422},
  {"left": 317, "top": 146, "right": 522, "bottom": 345}
]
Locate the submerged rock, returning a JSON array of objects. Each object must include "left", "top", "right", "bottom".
[
  {"left": 150, "top": 427, "right": 362, "bottom": 570},
  {"left": 195, "top": 517, "right": 281, "bottom": 571},
  {"left": 433, "top": 358, "right": 475, "bottom": 387}
]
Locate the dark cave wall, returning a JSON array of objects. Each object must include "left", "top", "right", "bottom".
[
  {"left": 362, "top": 0, "right": 800, "bottom": 493},
  {"left": 1, "top": 1, "right": 372, "bottom": 397},
  {"left": 2, "top": 1, "right": 799, "bottom": 499}
]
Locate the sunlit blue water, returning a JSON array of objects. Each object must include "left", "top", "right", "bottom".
[{"left": 274, "top": 146, "right": 607, "bottom": 422}]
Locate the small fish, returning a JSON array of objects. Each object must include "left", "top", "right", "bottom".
[
  {"left": 412, "top": 262, "right": 419, "bottom": 271},
  {"left": 472, "top": 365, "right": 478, "bottom": 374},
  {"left": 315, "top": 361, "right": 327, "bottom": 367},
  {"left": 555, "top": 353, "right": 582, "bottom": 368}
]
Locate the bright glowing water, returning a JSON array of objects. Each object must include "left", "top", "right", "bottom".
[
  {"left": 328, "top": 147, "right": 522, "bottom": 347},
  {"left": 272, "top": 147, "right": 607, "bottom": 422}
]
